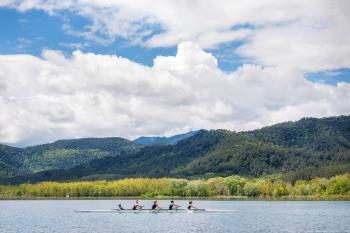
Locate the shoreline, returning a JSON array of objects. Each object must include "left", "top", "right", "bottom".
[{"left": 1, "top": 195, "right": 349, "bottom": 201}]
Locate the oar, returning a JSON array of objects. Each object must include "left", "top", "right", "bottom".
[{"left": 152, "top": 206, "right": 162, "bottom": 212}]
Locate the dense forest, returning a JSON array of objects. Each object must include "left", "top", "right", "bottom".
[
  {"left": 0, "top": 173, "right": 349, "bottom": 198},
  {"left": 0, "top": 115, "right": 350, "bottom": 184},
  {"left": 0, "top": 138, "right": 141, "bottom": 178},
  {"left": 133, "top": 131, "right": 197, "bottom": 145}
]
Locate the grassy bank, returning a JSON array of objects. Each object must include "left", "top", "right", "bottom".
[{"left": 1, "top": 173, "right": 349, "bottom": 200}]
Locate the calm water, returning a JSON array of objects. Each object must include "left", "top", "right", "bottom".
[{"left": 0, "top": 200, "right": 349, "bottom": 233}]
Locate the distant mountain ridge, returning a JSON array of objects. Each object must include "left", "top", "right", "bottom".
[
  {"left": 1, "top": 115, "right": 350, "bottom": 184},
  {"left": 0, "top": 137, "right": 141, "bottom": 179},
  {"left": 133, "top": 131, "right": 198, "bottom": 145}
]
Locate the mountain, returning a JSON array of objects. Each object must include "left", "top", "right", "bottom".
[
  {"left": 245, "top": 116, "right": 350, "bottom": 149},
  {"left": 0, "top": 137, "right": 141, "bottom": 178},
  {"left": 0, "top": 145, "right": 23, "bottom": 178},
  {"left": 178, "top": 116, "right": 350, "bottom": 177},
  {"left": 1, "top": 115, "right": 350, "bottom": 184},
  {"left": 133, "top": 131, "right": 198, "bottom": 145},
  {"left": 2, "top": 130, "right": 228, "bottom": 183}
]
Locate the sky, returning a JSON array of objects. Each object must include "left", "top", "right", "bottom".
[{"left": 0, "top": 0, "right": 349, "bottom": 147}]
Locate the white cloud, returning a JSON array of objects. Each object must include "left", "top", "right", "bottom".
[
  {"left": 0, "top": 1, "right": 349, "bottom": 146},
  {"left": 0, "top": 42, "right": 349, "bottom": 146},
  {"left": 2, "top": 0, "right": 350, "bottom": 72}
]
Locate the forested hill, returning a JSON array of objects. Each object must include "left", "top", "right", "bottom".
[
  {"left": 1, "top": 115, "right": 350, "bottom": 184},
  {"left": 246, "top": 116, "right": 350, "bottom": 149},
  {"left": 0, "top": 137, "right": 141, "bottom": 179},
  {"left": 0, "top": 144, "right": 22, "bottom": 178},
  {"left": 133, "top": 131, "right": 198, "bottom": 145}
]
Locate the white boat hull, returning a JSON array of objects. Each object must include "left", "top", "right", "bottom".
[{"left": 75, "top": 208, "right": 206, "bottom": 213}]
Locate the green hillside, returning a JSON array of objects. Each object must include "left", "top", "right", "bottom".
[
  {"left": 0, "top": 137, "right": 141, "bottom": 179},
  {"left": 246, "top": 116, "right": 350, "bottom": 150},
  {"left": 178, "top": 116, "right": 350, "bottom": 178},
  {"left": 1, "top": 115, "right": 350, "bottom": 184},
  {"left": 0, "top": 145, "right": 23, "bottom": 178}
]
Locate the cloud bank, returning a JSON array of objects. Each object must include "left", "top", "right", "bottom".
[
  {"left": 2, "top": 0, "right": 350, "bottom": 72},
  {"left": 0, "top": 1, "right": 349, "bottom": 146},
  {"left": 1, "top": 42, "right": 349, "bottom": 146}
]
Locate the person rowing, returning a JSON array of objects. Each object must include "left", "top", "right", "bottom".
[
  {"left": 151, "top": 200, "right": 161, "bottom": 210},
  {"left": 117, "top": 204, "right": 124, "bottom": 210},
  {"left": 132, "top": 200, "right": 143, "bottom": 210},
  {"left": 187, "top": 201, "right": 197, "bottom": 210},
  {"left": 169, "top": 200, "right": 180, "bottom": 210}
]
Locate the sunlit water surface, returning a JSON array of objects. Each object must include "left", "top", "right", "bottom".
[{"left": 0, "top": 200, "right": 349, "bottom": 233}]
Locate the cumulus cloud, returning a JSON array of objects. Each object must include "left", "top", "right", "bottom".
[
  {"left": 0, "top": 42, "right": 349, "bottom": 146},
  {"left": 0, "top": 1, "right": 350, "bottom": 146},
  {"left": 2, "top": 0, "right": 350, "bottom": 72}
]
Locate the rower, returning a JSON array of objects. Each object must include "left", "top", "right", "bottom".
[
  {"left": 187, "top": 201, "right": 196, "bottom": 210},
  {"left": 169, "top": 200, "right": 180, "bottom": 210},
  {"left": 151, "top": 200, "right": 161, "bottom": 210},
  {"left": 132, "top": 200, "right": 143, "bottom": 210},
  {"left": 117, "top": 204, "right": 124, "bottom": 210}
]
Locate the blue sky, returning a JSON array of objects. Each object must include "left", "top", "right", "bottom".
[
  {"left": 0, "top": 1, "right": 349, "bottom": 146},
  {"left": 0, "top": 8, "right": 228, "bottom": 70},
  {"left": 1, "top": 7, "right": 348, "bottom": 83},
  {"left": 0, "top": 7, "right": 246, "bottom": 71},
  {"left": 0, "top": 8, "right": 175, "bottom": 66},
  {"left": 305, "top": 69, "right": 350, "bottom": 85}
]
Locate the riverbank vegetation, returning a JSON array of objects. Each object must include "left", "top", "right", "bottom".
[{"left": 0, "top": 173, "right": 349, "bottom": 199}]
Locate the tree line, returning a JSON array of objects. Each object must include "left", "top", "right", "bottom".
[{"left": 0, "top": 173, "right": 349, "bottom": 198}]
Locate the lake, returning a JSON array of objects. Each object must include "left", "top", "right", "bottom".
[{"left": 0, "top": 200, "right": 349, "bottom": 233}]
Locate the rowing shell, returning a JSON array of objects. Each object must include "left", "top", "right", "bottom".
[
  {"left": 75, "top": 208, "right": 205, "bottom": 213},
  {"left": 75, "top": 209, "right": 236, "bottom": 213}
]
